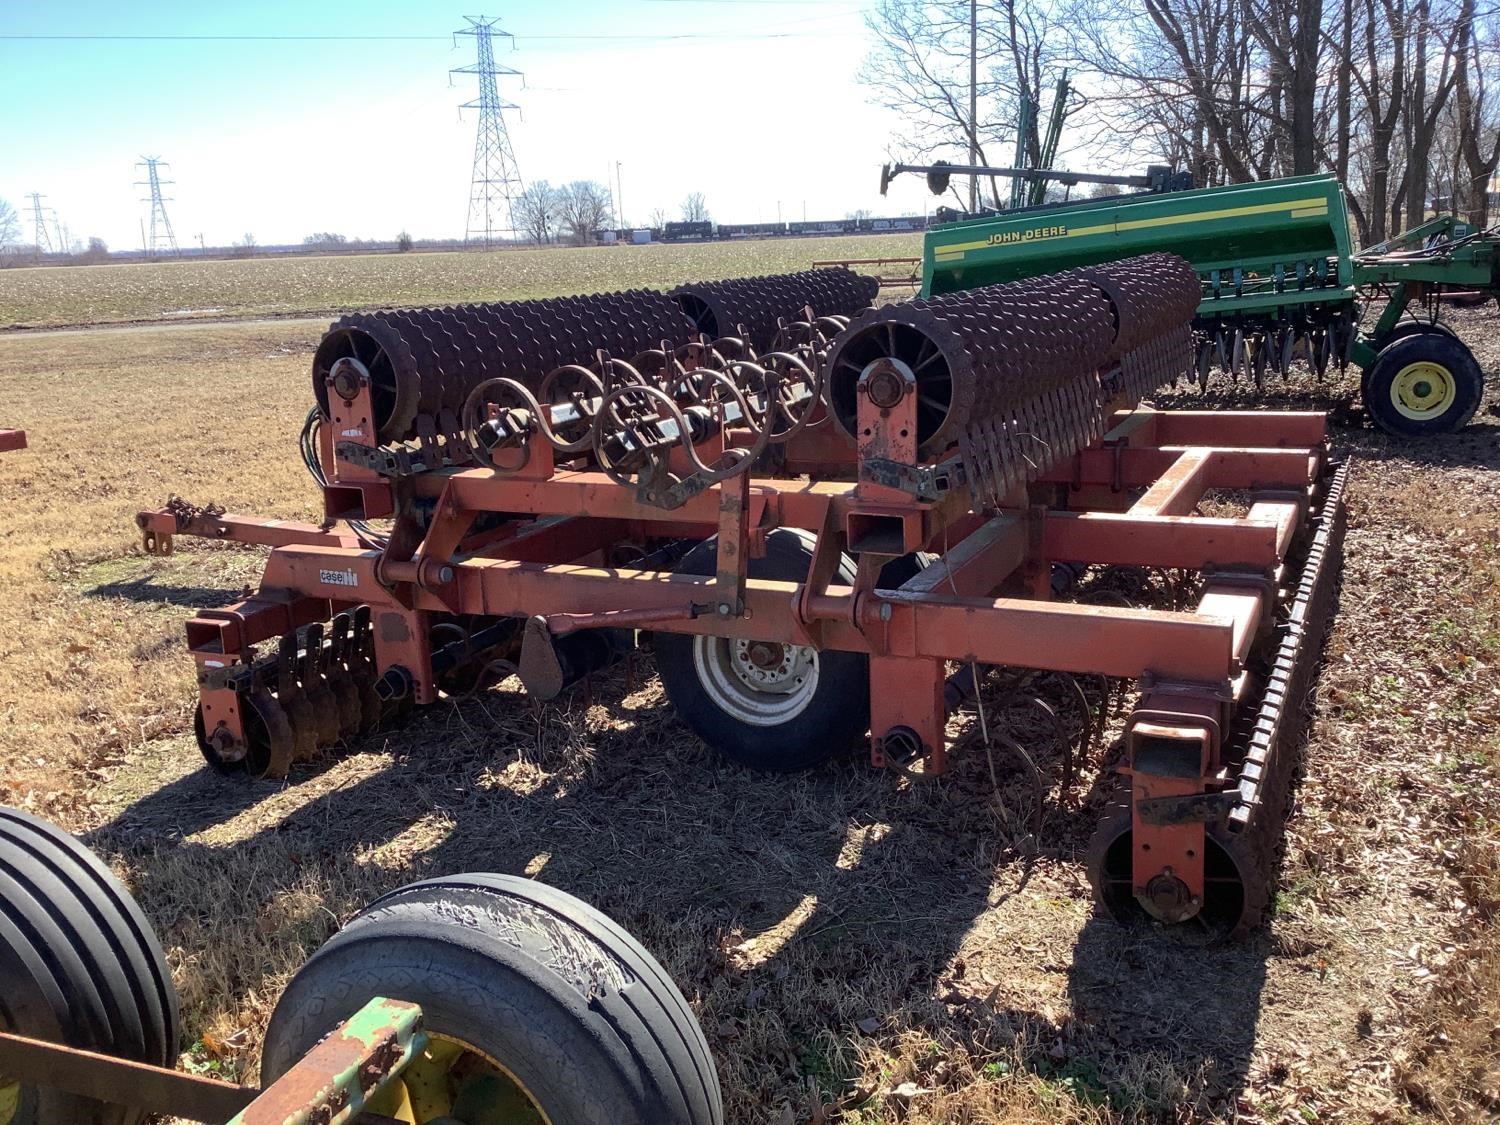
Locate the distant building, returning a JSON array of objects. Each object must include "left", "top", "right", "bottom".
[{"left": 1431, "top": 171, "right": 1500, "bottom": 214}]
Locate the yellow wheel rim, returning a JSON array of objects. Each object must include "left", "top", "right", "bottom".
[
  {"left": 363, "top": 1032, "right": 551, "bottom": 1125},
  {"left": 1390, "top": 361, "right": 1457, "bottom": 420}
]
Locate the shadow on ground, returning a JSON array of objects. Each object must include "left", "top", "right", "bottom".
[
  {"left": 88, "top": 656, "right": 1279, "bottom": 1116},
  {"left": 84, "top": 576, "right": 248, "bottom": 611}
]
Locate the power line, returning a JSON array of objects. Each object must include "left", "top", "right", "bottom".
[
  {"left": 0, "top": 34, "right": 450, "bottom": 40},
  {"left": 25, "top": 193, "right": 54, "bottom": 255},
  {"left": 643, "top": 0, "right": 861, "bottom": 4},
  {"left": 0, "top": 29, "right": 847, "bottom": 42},
  {"left": 454, "top": 16, "right": 526, "bottom": 247},
  {"left": 135, "top": 157, "right": 180, "bottom": 258}
]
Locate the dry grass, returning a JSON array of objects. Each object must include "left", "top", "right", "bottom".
[
  {"left": 0, "top": 290, "right": 1497, "bottom": 1123},
  {"left": 0, "top": 235, "right": 920, "bottom": 329}
]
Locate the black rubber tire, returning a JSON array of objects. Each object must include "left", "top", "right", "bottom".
[
  {"left": 261, "top": 874, "right": 722, "bottom": 1125},
  {"left": 1362, "top": 331, "right": 1485, "bottom": 435},
  {"left": 1373, "top": 320, "right": 1458, "bottom": 349},
  {"left": 0, "top": 808, "right": 180, "bottom": 1125},
  {"left": 655, "top": 528, "right": 870, "bottom": 771}
]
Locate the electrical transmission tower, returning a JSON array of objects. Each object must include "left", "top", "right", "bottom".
[
  {"left": 453, "top": 16, "right": 525, "bottom": 247},
  {"left": 25, "top": 193, "right": 53, "bottom": 254},
  {"left": 135, "top": 157, "right": 180, "bottom": 257}
]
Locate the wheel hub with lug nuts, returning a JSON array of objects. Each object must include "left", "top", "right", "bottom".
[
  {"left": 693, "top": 634, "right": 820, "bottom": 726},
  {"left": 1391, "top": 360, "right": 1456, "bottom": 419},
  {"left": 737, "top": 639, "right": 799, "bottom": 687}
]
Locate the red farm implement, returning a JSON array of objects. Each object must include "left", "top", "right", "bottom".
[{"left": 137, "top": 257, "right": 1345, "bottom": 938}]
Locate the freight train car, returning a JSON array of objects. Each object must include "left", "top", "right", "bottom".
[
  {"left": 716, "top": 222, "right": 789, "bottom": 239},
  {"left": 663, "top": 220, "right": 714, "bottom": 242}
]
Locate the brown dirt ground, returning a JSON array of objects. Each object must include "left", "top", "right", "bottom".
[{"left": 0, "top": 302, "right": 1497, "bottom": 1123}]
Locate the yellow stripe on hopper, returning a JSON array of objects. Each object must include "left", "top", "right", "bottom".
[{"left": 932, "top": 196, "right": 1331, "bottom": 263}]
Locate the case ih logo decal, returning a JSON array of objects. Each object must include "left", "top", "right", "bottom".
[{"left": 319, "top": 568, "right": 360, "bottom": 588}]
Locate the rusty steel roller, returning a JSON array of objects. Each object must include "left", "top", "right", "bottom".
[
  {"left": 1065, "top": 252, "right": 1201, "bottom": 359},
  {"left": 823, "top": 253, "right": 1197, "bottom": 506},
  {"left": 669, "top": 268, "right": 880, "bottom": 354},
  {"left": 312, "top": 289, "right": 693, "bottom": 443},
  {"left": 1060, "top": 252, "right": 1199, "bottom": 403}
]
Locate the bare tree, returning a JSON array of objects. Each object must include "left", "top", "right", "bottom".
[
  {"left": 681, "top": 192, "right": 711, "bottom": 222},
  {"left": 649, "top": 207, "right": 669, "bottom": 231},
  {"left": 557, "top": 181, "right": 614, "bottom": 246},
  {"left": 0, "top": 199, "right": 18, "bottom": 248},
  {"left": 1403, "top": 0, "right": 1467, "bottom": 226},
  {"left": 1090, "top": 0, "right": 1270, "bottom": 183},
  {"left": 1453, "top": 0, "right": 1500, "bottom": 225},
  {"left": 1067, "top": 0, "right": 1481, "bottom": 239},
  {"left": 514, "top": 181, "right": 562, "bottom": 244},
  {"left": 868, "top": 0, "right": 1479, "bottom": 240},
  {"left": 1241, "top": 0, "right": 1326, "bottom": 174},
  {"left": 862, "top": 0, "right": 1065, "bottom": 208},
  {"left": 1336, "top": 0, "right": 1466, "bottom": 240}
]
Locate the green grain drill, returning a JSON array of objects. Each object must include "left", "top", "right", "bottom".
[{"left": 922, "top": 173, "right": 1499, "bottom": 435}]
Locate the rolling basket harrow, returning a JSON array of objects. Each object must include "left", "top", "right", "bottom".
[{"left": 139, "top": 256, "right": 1347, "bottom": 938}]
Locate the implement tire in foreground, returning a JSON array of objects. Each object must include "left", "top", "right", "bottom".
[
  {"left": 262, "top": 874, "right": 722, "bottom": 1125},
  {"left": 1363, "top": 332, "right": 1484, "bottom": 436},
  {"left": 656, "top": 528, "right": 870, "bottom": 771},
  {"left": 0, "top": 808, "right": 180, "bottom": 1125}
]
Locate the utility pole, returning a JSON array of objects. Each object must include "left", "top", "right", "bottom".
[
  {"left": 969, "top": 0, "right": 978, "bottom": 212},
  {"left": 25, "top": 193, "right": 53, "bottom": 254},
  {"left": 135, "top": 157, "right": 180, "bottom": 257},
  {"left": 615, "top": 160, "right": 624, "bottom": 228},
  {"left": 453, "top": 16, "right": 526, "bottom": 247}
]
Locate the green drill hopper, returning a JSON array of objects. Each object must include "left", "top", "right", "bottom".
[{"left": 920, "top": 173, "right": 1499, "bottom": 435}]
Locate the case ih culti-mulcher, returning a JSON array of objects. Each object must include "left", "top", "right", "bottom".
[{"left": 138, "top": 257, "right": 1346, "bottom": 938}]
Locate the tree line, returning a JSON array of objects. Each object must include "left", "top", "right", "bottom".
[
  {"left": 512, "top": 183, "right": 712, "bottom": 245},
  {"left": 864, "top": 0, "right": 1500, "bottom": 239}
]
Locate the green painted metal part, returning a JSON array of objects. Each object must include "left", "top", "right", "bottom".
[
  {"left": 921, "top": 173, "right": 1500, "bottom": 373},
  {"left": 228, "top": 996, "right": 426, "bottom": 1125},
  {"left": 924, "top": 174, "right": 1354, "bottom": 307}
]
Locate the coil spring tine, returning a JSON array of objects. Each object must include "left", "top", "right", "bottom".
[{"left": 990, "top": 729, "right": 1045, "bottom": 837}]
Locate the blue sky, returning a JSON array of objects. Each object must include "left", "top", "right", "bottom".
[{"left": 0, "top": 0, "right": 959, "bottom": 248}]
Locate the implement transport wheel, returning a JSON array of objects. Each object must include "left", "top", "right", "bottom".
[
  {"left": 1362, "top": 332, "right": 1484, "bottom": 435},
  {"left": 1085, "top": 788, "right": 1265, "bottom": 942},
  {"left": 262, "top": 874, "right": 722, "bottom": 1125},
  {"left": 0, "top": 808, "right": 180, "bottom": 1125},
  {"left": 1376, "top": 320, "right": 1458, "bottom": 349},
  {"left": 655, "top": 529, "right": 870, "bottom": 771}
]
